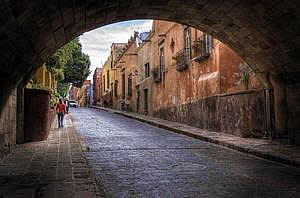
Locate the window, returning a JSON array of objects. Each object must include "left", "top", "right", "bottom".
[
  {"left": 128, "top": 75, "right": 132, "bottom": 97},
  {"left": 144, "top": 63, "right": 150, "bottom": 78},
  {"left": 159, "top": 47, "right": 165, "bottom": 76},
  {"left": 107, "top": 70, "right": 110, "bottom": 89},
  {"left": 122, "top": 73, "right": 125, "bottom": 99},
  {"left": 204, "top": 34, "right": 213, "bottom": 54},
  {"left": 136, "top": 85, "right": 140, "bottom": 113},
  {"left": 114, "top": 81, "right": 118, "bottom": 97},
  {"left": 144, "top": 89, "right": 148, "bottom": 115},
  {"left": 184, "top": 27, "right": 191, "bottom": 61},
  {"left": 103, "top": 75, "right": 105, "bottom": 92}
]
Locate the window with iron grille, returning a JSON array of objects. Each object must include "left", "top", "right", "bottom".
[
  {"left": 122, "top": 73, "right": 125, "bottom": 99},
  {"left": 184, "top": 27, "right": 191, "bottom": 61},
  {"left": 159, "top": 47, "right": 165, "bottom": 76},
  {"left": 192, "top": 34, "right": 213, "bottom": 61},
  {"left": 145, "top": 63, "right": 150, "bottom": 78}
]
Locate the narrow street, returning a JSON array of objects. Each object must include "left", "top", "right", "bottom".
[{"left": 71, "top": 108, "right": 300, "bottom": 198}]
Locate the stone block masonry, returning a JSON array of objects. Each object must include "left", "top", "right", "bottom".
[{"left": 0, "top": 86, "right": 17, "bottom": 157}]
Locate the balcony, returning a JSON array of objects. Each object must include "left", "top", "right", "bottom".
[
  {"left": 175, "top": 49, "right": 189, "bottom": 71},
  {"left": 192, "top": 38, "right": 211, "bottom": 62}
]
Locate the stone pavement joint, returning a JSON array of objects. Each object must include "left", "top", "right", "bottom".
[
  {"left": 0, "top": 115, "right": 102, "bottom": 198},
  {"left": 93, "top": 106, "right": 300, "bottom": 168}
]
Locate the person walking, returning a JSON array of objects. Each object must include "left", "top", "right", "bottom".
[
  {"left": 65, "top": 99, "right": 69, "bottom": 114},
  {"left": 56, "top": 99, "right": 66, "bottom": 128}
]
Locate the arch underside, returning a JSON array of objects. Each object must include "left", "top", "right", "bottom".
[{"left": 0, "top": 0, "right": 299, "bottom": 87}]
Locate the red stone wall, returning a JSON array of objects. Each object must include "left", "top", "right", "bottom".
[{"left": 24, "top": 88, "right": 51, "bottom": 142}]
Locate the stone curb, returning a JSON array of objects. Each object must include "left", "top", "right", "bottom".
[
  {"left": 92, "top": 106, "right": 300, "bottom": 168},
  {"left": 68, "top": 115, "right": 105, "bottom": 198}
]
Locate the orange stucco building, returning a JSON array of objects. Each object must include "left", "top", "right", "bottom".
[{"left": 94, "top": 20, "right": 270, "bottom": 138}]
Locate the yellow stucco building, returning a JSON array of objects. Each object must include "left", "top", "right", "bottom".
[{"left": 27, "top": 64, "right": 57, "bottom": 91}]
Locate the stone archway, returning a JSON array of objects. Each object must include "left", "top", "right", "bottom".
[{"left": 0, "top": 0, "right": 300, "bottom": 145}]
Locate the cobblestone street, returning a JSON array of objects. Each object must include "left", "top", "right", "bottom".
[{"left": 71, "top": 108, "right": 300, "bottom": 198}]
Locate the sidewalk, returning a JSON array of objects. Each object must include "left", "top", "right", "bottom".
[
  {"left": 93, "top": 106, "right": 300, "bottom": 168},
  {"left": 0, "top": 115, "right": 102, "bottom": 198}
]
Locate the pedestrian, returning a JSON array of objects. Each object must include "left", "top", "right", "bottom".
[
  {"left": 56, "top": 99, "right": 66, "bottom": 128},
  {"left": 65, "top": 99, "right": 69, "bottom": 114}
]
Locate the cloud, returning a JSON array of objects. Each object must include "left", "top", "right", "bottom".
[{"left": 79, "top": 20, "right": 153, "bottom": 80}]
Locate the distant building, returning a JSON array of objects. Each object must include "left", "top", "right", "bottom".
[
  {"left": 87, "top": 82, "right": 93, "bottom": 107},
  {"left": 70, "top": 80, "right": 92, "bottom": 107},
  {"left": 101, "top": 42, "right": 127, "bottom": 107},
  {"left": 113, "top": 33, "right": 139, "bottom": 111},
  {"left": 93, "top": 68, "right": 103, "bottom": 106},
  {"left": 69, "top": 86, "right": 79, "bottom": 102},
  {"left": 136, "top": 31, "right": 153, "bottom": 115}
]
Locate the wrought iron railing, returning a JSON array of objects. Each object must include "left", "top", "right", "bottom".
[
  {"left": 151, "top": 67, "right": 161, "bottom": 83},
  {"left": 192, "top": 36, "right": 212, "bottom": 62},
  {"left": 175, "top": 49, "right": 189, "bottom": 71}
]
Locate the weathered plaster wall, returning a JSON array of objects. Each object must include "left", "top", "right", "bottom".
[
  {"left": 150, "top": 20, "right": 266, "bottom": 138},
  {"left": 219, "top": 44, "right": 264, "bottom": 93},
  {"left": 154, "top": 90, "right": 267, "bottom": 138}
]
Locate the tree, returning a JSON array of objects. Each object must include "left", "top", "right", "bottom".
[
  {"left": 45, "top": 38, "right": 91, "bottom": 89},
  {"left": 62, "top": 50, "right": 91, "bottom": 87},
  {"left": 57, "top": 82, "right": 70, "bottom": 98}
]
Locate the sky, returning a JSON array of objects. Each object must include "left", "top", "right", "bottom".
[{"left": 79, "top": 20, "right": 153, "bottom": 80}]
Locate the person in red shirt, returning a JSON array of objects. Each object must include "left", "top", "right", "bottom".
[{"left": 56, "top": 99, "right": 66, "bottom": 128}]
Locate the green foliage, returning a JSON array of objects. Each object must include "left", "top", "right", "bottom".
[
  {"left": 63, "top": 52, "right": 91, "bottom": 87},
  {"left": 45, "top": 38, "right": 91, "bottom": 87},
  {"left": 57, "top": 82, "right": 70, "bottom": 98},
  {"left": 56, "top": 69, "right": 65, "bottom": 81}
]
